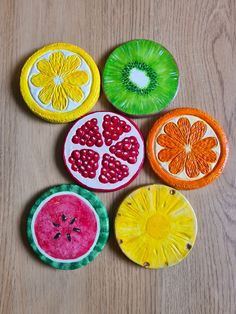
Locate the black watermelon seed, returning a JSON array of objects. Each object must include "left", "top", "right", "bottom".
[
  {"left": 73, "top": 227, "right": 80, "bottom": 232},
  {"left": 70, "top": 217, "right": 76, "bottom": 225},
  {"left": 54, "top": 232, "right": 61, "bottom": 239},
  {"left": 67, "top": 233, "right": 71, "bottom": 241},
  {"left": 62, "top": 214, "right": 66, "bottom": 221},
  {"left": 53, "top": 222, "right": 60, "bottom": 227}
]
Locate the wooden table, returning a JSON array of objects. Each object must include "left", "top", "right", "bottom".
[{"left": 0, "top": 1, "right": 235, "bottom": 313}]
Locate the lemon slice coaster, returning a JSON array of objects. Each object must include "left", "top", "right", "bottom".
[
  {"left": 115, "top": 185, "right": 197, "bottom": 269},
  {"left": 20, "top": 43, "right": 100, "bottom": 123}
]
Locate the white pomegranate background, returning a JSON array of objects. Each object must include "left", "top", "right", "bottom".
[{"left": 63, "top": 111, "right": 145, "bottom": 191}]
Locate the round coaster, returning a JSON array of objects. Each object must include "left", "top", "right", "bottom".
[
  {"left": 103, "top": 39, "right": 179, "bottom": 116},
  {"left": 20, "top": 43, "right": 100, "bottom": 123},
  {"left": 147, "top": 108, "right": 228, "bottom": 189},
  {"left": 27, "top": 184, "right": 109, "bottom": 270},
  {"left": 115, "top": 185, "right": 197, "bottom": 269},
  {"left": 63, "top": 111, "right": 145, "bottom": 192}
]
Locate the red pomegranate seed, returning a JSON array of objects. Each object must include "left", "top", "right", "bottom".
[
  {"left": 89, "top": 171, "right": 96, "bottom": 178},
  {"left": 103, "top": 121, "right": 110, "bottom": 128},
  {"left": 116, "top": 142, "right": 123, "bottom": 149},
  {"left": 72, "top": 150, "right": 80, "bottom": 159},
  {"left": 121, "top": 165, "right": 128, "bottom": 171},
  {"left": 76, "top": 160, "right": 82, "bottom": 167},
  {"left": 93, "top": 162, "right": 99, "bottom": 170},
  {"left": 111, "top": 133, "right": 119, "bottom": 140},
  {"left": 106, "top": 173, "right": 112, "bottom": 180},
  {"left": 80, "top": 165, "right": 85, "bottom": 172},
  {"left": 115, "top": 150, "right": 123, "bottom": 158},
  {"left": 101, "top": 168, "right": 108, "bottom": 175},
  {"left": 110, "top": 177, "right": 118, "bottom": 183},
  {"left": 110, "top": 169, "right": 116, "bottom": 177},
  {"left": 104, "top": 115, "right": 111, "bottom": 122},
  {"left": 86, "top": 121, "right": 92, "bottom": 128},
  {"left": 83, "top": 171, "right": 89, "bottom": 178},
  {"left": 115, "top": 167, "right": 122, "bottom": 175},
  {"left": 87, "top": 140, "right": 94, "bottom": 147},
  {"left": 116, "top": 126, "right": 122, "bottom": 135},
  {"left": 104, "top": 154, "right": 110, "bottom": 160},
  {"left": 99, "top": 174, "right": 108, "bottom": 183},
  {"left": 109, "top": 163, "right": 115, "bottom": 170},
  {"left": 111, "top": 116, "right": 120, "bottom": 124},
  {"left": 68, "top": 157, "right": 75, "bottom": 164},
  {"left": 102, "top": 160, "right": 109, "bottom": 168},
  {"left": 130, "top": 150, "right": 138, "bottom": 157},
  {"left": 119, "top": 120, "right": 126, "bottom": 127},
  {"left": 87, "top": 164, "right": 93, "bottom": 171},
  {"left": 128, "top": 156, "right": 137, "bottom": 164},
  {"left": 117, "top": 174, "right": 123, "bottom": 180},
  {"left": 123, "top": 125, "right": 131, "bottom": 132},
  {"left": 109, "top": 146, "right": 116, "bottom": 154},
  {"left": 103, "top": 131, "right": 110, "bottom": 138},
  {"left": 76, "top": 129, "right": 84, "bottom": 137},
  {"left": 72, "top": 164, "right": 78, "bottom": 171},
  {"left": 123, "top": 143, "right": 132, "bottom": 151},
  {"left": 96, "top": 139, "right": 103, "bottom": 147},
  {"left": 83, "top": 134, "right": 90, "bottom": 141},
  {"left": 122, "top": 152, "right": 129, "bottom": 160},
  {"left": 87, "top": 150, "right": 94, "bottom": 157},
  {"left": 91, "top": 118, "right": 97, "bottom": 125},
  {"left": 72, "top": 135, "right": 80, "bottom": 144}
]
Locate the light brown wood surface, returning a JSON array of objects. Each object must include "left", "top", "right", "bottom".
[{"left": 0, "top": 0, "right": 235, "bottom": 313}]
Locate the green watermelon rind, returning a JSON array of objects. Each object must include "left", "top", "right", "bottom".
[{"left": 27, "top": 184, "right": 109, "bottom": 270}]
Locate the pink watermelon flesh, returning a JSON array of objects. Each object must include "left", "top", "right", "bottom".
[{"left": 34, "top": 194, "right": 98, "bottom": 260}]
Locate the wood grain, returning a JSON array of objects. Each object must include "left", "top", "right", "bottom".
[{"left": 0, "top": 0, "right": 235, "bottom": 313}]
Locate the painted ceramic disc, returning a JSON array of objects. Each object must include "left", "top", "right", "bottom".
[
  {"left": 27, "top": 184, "right": 109, "bottom": 270},
  {"left": 146, "top": 108, "right": 228, "bottom": 189},
  {"left": 63, "top": 111, "right": 145, "bottom": 192},
  {"left": 20, "top": 43, "right": 100, "bottom": 123},
  {"left": 115, "top": 185, "right": 197, "bottom": 269},
  {"left": 103, "top": 39, "right": 179, "bottom": 116}
]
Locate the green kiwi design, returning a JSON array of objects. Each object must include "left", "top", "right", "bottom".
[{"left": 103, "top": 39, "right": 179, "bottom": 116}]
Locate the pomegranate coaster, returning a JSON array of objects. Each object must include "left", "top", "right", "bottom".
[
  {"left": 115, "top": 185, "right": 197, "bottom": 269},
  {"left": 63, "top": 111, "right": 145, "bottom": 192},
  {"left": 27, "top": 184, "right": 109, "bottom": 270},
  {"left": 20, "top": 43, "right": 100, "bottom": 123},
  {"left": 146, "top": 108, "right": 228, "bottom": 190}
]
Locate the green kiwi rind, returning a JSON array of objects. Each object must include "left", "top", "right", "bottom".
[
  {"left": 103, "top": 39, "right": 179, "bottom": 116},
  {"left": 27, "top": 184, "right": 109, "bottom": 270}
]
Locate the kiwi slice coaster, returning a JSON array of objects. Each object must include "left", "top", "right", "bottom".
[{"left": 103, "top": 39, "right": 179, "bottom": 116}]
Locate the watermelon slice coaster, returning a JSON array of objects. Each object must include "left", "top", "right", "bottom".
[
  {"left": 63, "top": 111, "right": 145, "bottom": 192},
  {"left": 27, "top": 184, "right": 109, "bottom": 270}
]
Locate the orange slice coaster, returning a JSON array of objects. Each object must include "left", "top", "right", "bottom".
[{"left": 146, "top": 108, "right": 229, "bottom": 189}]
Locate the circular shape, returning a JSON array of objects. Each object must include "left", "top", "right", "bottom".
[
  {"left": 27, "top": 184, "right": 109, "bottom": 269},
  {"left": 20, "top": 43, "right": 100, "bottom": 123},
  {"left": 115, "top": 185, "right": 197, "bottom": 269},
  {"left": 103, "top": 39, "right": 179, "bottom": 116},
  {"left": 147, "top": 108, "right": 229, "bottom": 189},
  {"left": 63, "top": 111, "right": 145, "bottom": 192}
]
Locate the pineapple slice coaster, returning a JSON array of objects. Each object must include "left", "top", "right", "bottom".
[{"left": 115, "top": 185, "right": 197, "bottom": 269}]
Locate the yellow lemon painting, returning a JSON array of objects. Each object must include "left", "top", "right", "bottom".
[{"left": 115, "top": 185, "right": 197, "bottom": 269}]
